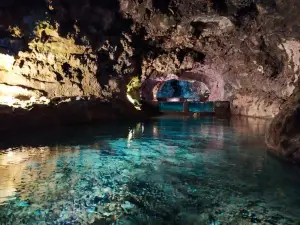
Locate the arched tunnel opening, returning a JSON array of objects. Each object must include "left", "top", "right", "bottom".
[
  {"left": 126, "top": 67, "right": 229, "bottom": 115},
  {"left": 155, "top": 79, "right": 210, "bottom": 102},
  {"left": 130, "top": 68, "right": 230, "bottom": 115},
  {"left": 139, "top": 78, "right": 214, "bottom": 114}
]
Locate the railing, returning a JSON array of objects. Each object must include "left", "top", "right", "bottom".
[{"left": 157, "top": 101, "right": 229, "bottom": 114}]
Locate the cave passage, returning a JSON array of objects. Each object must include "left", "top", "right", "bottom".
[
  {"left": 157, "top": 80, "right": 196, "bottom": 100},
  {"left": 153, "top": 79, "right": 210, "bottom": 102},
  {"left": 145, "top": 79, "right": 215, "bottom": 113}
]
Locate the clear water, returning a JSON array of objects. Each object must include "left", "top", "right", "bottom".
[{"left": 0, "top": 116, "right": 300, "bottom": 225}]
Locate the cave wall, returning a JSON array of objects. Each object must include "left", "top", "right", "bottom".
[
  {"left": 266, "top": 87, "right": 300, "bottom": 163},
  {"left": 0, "top": 0, "right": 136, "bottom": 107},
  {"left": 134, "top": 0, "right": 300, "bottom": 118},
  {"left": 0, "top": 0, "right": 300, "bottom": 120}
]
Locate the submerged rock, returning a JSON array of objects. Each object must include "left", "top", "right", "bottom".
[{"left": 120, "top": 201, "right": 135, "bottom": 210}]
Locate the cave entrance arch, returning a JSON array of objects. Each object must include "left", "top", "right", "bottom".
[
  {"left": 155, "top": 79, "right": 210, "bottom": 102},
  {"left": 141, "top": 65, "right": 225, "bottom": 102}
]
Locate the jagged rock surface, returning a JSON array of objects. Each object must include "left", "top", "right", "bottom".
[
  {"left": 266, "top": 88, "right": 300, "bottom": 163},
  {"left": 0, "top": 0, "right": 300, "bottom": 161}
]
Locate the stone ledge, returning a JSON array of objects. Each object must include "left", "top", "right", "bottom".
[{"left": 0, "top": 99, "right": 145, "bottom": 134}]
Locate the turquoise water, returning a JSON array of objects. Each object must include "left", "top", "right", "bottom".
[
  {"left": 189, "top": 102, "right": 214, "bottom": 113},
  {"left": 158, "top": 102, "right": 184, "bottom": 112},
  {"left": 158, "top": 102, "right": 214, "bottom": 113},
  {"left": 0, "top": 116, "right": 300, "bottom": 225}
]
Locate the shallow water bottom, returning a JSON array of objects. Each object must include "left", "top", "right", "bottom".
[{"left": 0, "top": 116, "right": 300, "bottom": 225}]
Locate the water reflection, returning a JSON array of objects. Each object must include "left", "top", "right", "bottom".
[
  {"left": 0, "top": 116, "right": 299, "bottom": 225},
  {"left": 0, "top": 146, "right": 82, "bottom": 204}
]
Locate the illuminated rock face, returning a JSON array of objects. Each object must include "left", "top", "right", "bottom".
[
  {"left": 0, "top": 0, "right": 300, "bottom": 153},
  {"left": 0, "top": 54, "right": 14, "bottom": 71}
]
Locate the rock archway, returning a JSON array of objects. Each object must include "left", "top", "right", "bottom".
[
  {"left": 141, "top": 64, "right": 225, "bottom": 102},
  {"left": 180, "top": 64, "right": 225, "bottom": 101}
]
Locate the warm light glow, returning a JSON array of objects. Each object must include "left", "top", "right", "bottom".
[
  {"left": 0, "top": 96, "right": 15, "bottom": 107},
  {"left": 127, "top": 129, "right": 134, "bottom": 147},
  {"left": 7, "top": 151, "right": 14, "bottom": 158},
  {"left": 0, "top": 95, "right": 50, "bottom": 109},
  {"left": 167, "top": 98, "right": 181, "bottom": 102},
  {"left": 0, "top": 53, "right": 15, "bottom": 71},
  {"left": 126, "top": 94, "right": 141, "bottom": 110},
  {"left": 0, "top": 147, "right": 60, "bottom": 204},
  {"left": 153, "top": 125, "right": 158, "bottom": 137},
  {"left": 126, "top": 76, "right": 142, "bottom": 110}
]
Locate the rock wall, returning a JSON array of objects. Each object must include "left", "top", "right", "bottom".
[
  {"left": 266, "top": 88, "right": 300, "bottom": 163},
  {"left": 0, "top": 0, "right": 300, "bottom": 153}
]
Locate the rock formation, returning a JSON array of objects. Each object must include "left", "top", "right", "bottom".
[
  {"left": 0, "top": 0, "right": 300, "bottom": 161},
  {"left": 266, "top": 88, "right": 300, "bottom": 163}
]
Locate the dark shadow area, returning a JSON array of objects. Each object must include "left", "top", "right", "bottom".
[
  {"left": 58, "top": 20, "right": 77, "bottom": 37},
  {"left": 152, "top": 0, "right": 171, "bottom": 14},
  {"left": 257, "top": 37, "right": 284, "bottom": 79},
  {"left": 212, "top": 0, "right": 228, "bottom": 14},
  {"left": 256, "top": 0, "right": 277, "bottom": 10},
  {"left": 234, "top": 2, "right": 258, "bottom": 27},
  {"left": 0, "top": 119, "right": 141, "bottom": 150},
  {"left": 0, "top": 0, "right": 46, "bottom": 10},
  {"left": 177, "top": 48, "right": 205, "bottom": 64},
  {"left": 0, "top": 0, "right": 47, "bottom": 55},
  {"left": 190, "top": 21, "right": 206, "bottom": 38},
  {"left": 62, "top": 62, "right": 72, "bottom": 78}
]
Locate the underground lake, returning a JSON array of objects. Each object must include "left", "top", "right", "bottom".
[
  {"left": 2, "top": 0, "right": 300, "bottom": 224},
  {"left": 0, "top": 116, "right": 299, "bottom": 225}
]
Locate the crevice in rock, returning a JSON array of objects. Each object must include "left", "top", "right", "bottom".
[
  {"left": 62, "top": 62, "right": 72, "bottom": 78},
  {"left": 19, "top": 60, "right": 25, "bottom": 68},
  {"left": 76, "top": 82, "right": 84, "bottom": 93},
  {"left": 40, "top": 30, "right": 50, "bottom": 43},
  {"left": 21, "top": 75, "right": 58, "bottom": 84},
  {"left": 259, "top": 37, "right": 284, "bottom": 79},
  {"left": 145, "top": 8, "right": 152, "bottom": 20},
  {"left": 190, "top": 21, "right": 206, "bottom": 38},
  {"left": 54, "top": 72, "right": 64, "bottom": 82},
  {"left": 234, "top": 2, "right": 258, "bottom": 27},
  {"left": 74, "top": 68, "right": 83, "bottom": 83},
  {"left": 0, "top": 82, "right": 48, "bottom": 96}
]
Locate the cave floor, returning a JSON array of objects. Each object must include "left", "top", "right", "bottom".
[{"left": 0, "top": 116, "right": 299, "bottom": 225}]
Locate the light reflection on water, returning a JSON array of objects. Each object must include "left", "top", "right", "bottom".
[{"left": 0, "top": 116, "right": 299, "bottom": 225}]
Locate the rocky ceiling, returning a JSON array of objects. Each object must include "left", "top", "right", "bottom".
[{"left": 0, "top": 0, "right": 300, "bottom": 162}]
